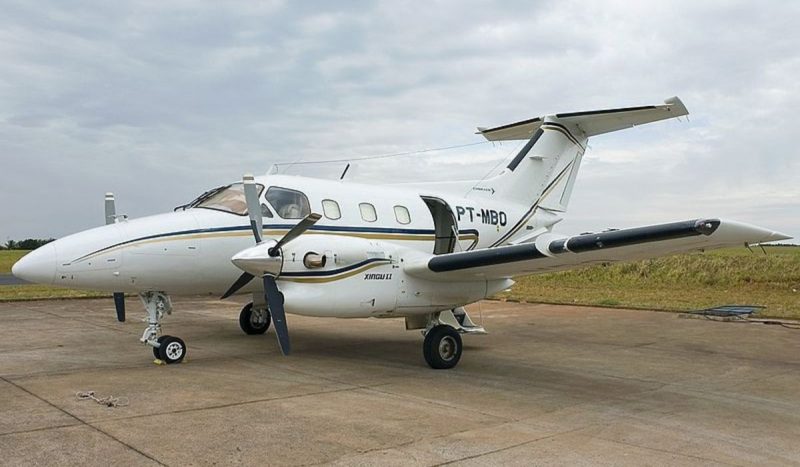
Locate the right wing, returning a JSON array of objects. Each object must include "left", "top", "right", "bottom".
[{"left": 404, "top": 218, "right": 790, "bottom": 281}]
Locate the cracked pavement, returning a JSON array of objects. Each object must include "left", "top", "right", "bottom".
[{"left": 1, "top": 298, "right": 799, "bottom": 466}]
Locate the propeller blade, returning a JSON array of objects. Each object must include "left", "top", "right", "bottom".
[
  {"left": 242, "top": 174, "right": 263, "bottom": 243},
  {"left": 220, "top": 271, "right": 255, "bottom": 299},
  {"left": 113, "top": 292, "right": 126, "bottom": 322},
  {"left": 270, "top": 213, "right": 322, "bottom": 255},
  {"left": 263, "top": 275, "right": 290, "bottom": 355},
  {"left": 105, "top": 193, "right": 125, "bottom": 322},
  {"left": 104, "top": 193, "right": 116, "bottom": 225}
]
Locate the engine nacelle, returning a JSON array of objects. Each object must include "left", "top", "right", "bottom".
[
  {"left": 279, "top": 235, "right": 401, "bottom": 317},
  {"left": 278, "top": 235, "right": 507, "bottom": 318}
]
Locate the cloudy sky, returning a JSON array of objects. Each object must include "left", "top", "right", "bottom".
[{"left": 1, "top": 0, "right": 798, "bottom": 243}]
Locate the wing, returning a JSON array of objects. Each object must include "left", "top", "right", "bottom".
[
  {"left": 404, "top": 218, "right": 791, "bottom": 281},
  {"left": 477, "top": 96, "right": 689, "bottom": 141}
]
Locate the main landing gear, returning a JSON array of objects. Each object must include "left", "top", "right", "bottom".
[
  {"left": 419, "top": 307, "right": 487, "bottom": 370},
  {"left": 423, "top": 325, "right": 462, "bottom": 369},
  {"left": 139, "top": 291, "right": 186, "bottom": 364},
  {"left": 239, "top": 302, "right": 271, "bottom": 335}
]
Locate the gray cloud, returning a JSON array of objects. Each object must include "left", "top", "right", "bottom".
[{"left": 1, "top": 0, "right": 797, "bottom": 242}]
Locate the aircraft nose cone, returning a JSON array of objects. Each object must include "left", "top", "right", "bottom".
[{"left": 11, "top": 243, "right": 57, "bottom": 285}]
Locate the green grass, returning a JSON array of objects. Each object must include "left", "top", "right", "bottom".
[
  {"left": 0, "top": 285, "right": 108, "bottom": 301},
  {"left": 0, "top": 250, "right": 27, "bottom": 274},
  {"left": 3, "top": 247, "right": 799, "bottom": 319},
  {"left": 497, "top": 245, "right": 800, "bottom": 319},
  {"left": 0, "top": 250, "right": 107, "bottom": 301}
]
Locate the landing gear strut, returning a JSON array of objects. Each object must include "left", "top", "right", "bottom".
[{"left": 139, "top": 291, "right": 186, "bottom": 364}]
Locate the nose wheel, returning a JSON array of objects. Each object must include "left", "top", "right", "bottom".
[
  {"left": 158, "top": 336, "right": 186, "bottom": 364},
  {"left": 150, "top": 335, "right": 187, "bottom": 364},
  {"left": 139, "top": 292, "right": 187, "bottom": 364}
]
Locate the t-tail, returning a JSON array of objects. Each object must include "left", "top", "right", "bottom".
[{"left": 471, "top": 96, "right": 689, "bottom": 216}]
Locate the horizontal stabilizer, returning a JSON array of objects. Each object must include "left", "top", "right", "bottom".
[{"left": 477, "top": 96, "right": 689, "bottom": 141}]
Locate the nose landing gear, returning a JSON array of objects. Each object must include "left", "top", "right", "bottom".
[{"left": 139, "top": 291, "right": 186, "bottom": 364}]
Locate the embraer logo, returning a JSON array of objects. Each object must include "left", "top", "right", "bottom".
[{"left": 471, "top": 186, "right": 495, "bottom": 194}]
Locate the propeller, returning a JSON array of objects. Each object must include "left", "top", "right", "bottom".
[
  {"left": 105, "top": 192, "right": 126, "bottom": 322},
  {"left": 221, "top": 173, "right": 321, "bottom": 355}
]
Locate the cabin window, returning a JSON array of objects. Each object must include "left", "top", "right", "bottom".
[
  {"left": 322, "top": 199, "right": 341, "bottom": 220},
  {"left": 394, "top": 205, "right": 411, "bottom": 224},
  {"left": 265, "top": 187, "right": 311, "bottom": 219},
  {"left": 194, "top": 183, "right": 263, "bottom": 216},
  {"left": 359, "top": 203, "right": 377, "bottom": 222}
]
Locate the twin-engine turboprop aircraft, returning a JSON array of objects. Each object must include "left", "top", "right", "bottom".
[{"left": 12, "top": 97, "right": 791, "bottom": 368}]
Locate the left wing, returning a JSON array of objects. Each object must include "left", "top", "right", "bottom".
[{"left": 404, "top": 218, "right": 790, "bottom": 281}]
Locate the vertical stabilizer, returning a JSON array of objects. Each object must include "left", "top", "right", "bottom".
[
  {"left": 471, "top": 96, "right": 689, "bottom": 210},
  {"left": 470, "top": 116, "right": 588, "bottom": 212},
  {"left": 469, "top": 97, "right": 689, "bottom": 245}
]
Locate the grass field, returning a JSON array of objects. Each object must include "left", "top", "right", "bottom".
[
  {"left": 0, "top": 250, "right": 26, "bottom": 274},
  {"left": 0, "top": 250, "right": 107, "bottom": 301},
  {"left": 2, "top": 247, "right": 799, "bottom": 318},
  {"left": 497, "top": 245, "right": 800, "bottom": 319}
]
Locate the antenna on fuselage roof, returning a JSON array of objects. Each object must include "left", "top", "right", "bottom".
[{"left": 339, "top": 163, "right": 350, "bottom": 180}]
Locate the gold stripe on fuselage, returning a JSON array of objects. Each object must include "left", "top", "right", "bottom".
[
  {"left": 280, "top": 261, "right": 391, "bottom": 284},
  {"left": 73, "top": 229, "right": 478, "bottom": 263}
]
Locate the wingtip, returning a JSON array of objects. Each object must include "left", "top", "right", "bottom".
[
  {"left": 765, "top": 231, "right": 793, "bottom": 243},
  {"left": 715, "top": 219, "right": 793, "bottom": 244},
  {"left": 663, "top": 96, "right": 689, "bottom": 116}
]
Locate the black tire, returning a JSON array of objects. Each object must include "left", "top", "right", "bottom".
[
  {"left": 423, "top": 325, "right": 462, "bottom": 369},
  {"left": 152, "top": 335, "right": 167, "bottom": 359},
  {"left": 239, "top": 302, "right": 271, "bottom": 335},
  {"left": 158, "top": 335, "right": 186, "bottom": 364}
]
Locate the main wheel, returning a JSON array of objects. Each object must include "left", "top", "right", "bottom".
[
  {"left": 239, "top": 302, "right": 271, "bottom": 335},
  {"left": 423, "top": 325, "right": 462, "bottom": 369},
  {"left": 158, "top": 336, "right": 186, "bottom": 364}
]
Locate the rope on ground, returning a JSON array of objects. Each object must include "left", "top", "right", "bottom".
[{"left": 76, "top": 390, "right": 129, "bottom": 408}]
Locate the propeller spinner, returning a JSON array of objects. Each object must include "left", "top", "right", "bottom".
[{"left": 221, "top": 174, "right": 321, "bottom": 355}]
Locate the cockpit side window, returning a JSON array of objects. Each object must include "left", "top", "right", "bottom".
[
  {"left": 194, "top": 183, "right": 264, "bottom": 216},
  {"left": 266, "top": 186, "right": 311, "bottom": 219}
]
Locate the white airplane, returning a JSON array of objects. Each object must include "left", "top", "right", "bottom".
[{"left": 12, "top": 97, "right": 791, "bottom": 369}]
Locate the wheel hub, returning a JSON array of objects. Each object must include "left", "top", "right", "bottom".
[
  {"left": 439, "top": 336, "right": 457, "bottom": 361},
  {"left": 165, "top": 341, "right": 184, "bottom": 360},
  {"left": 250, "top": 309, "right": 267, "bottom": 326}
]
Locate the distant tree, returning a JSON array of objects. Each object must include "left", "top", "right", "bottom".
[
  {"left": 15, "top": 238, "right": 55, "bottom": 250},
  {"left": 1, "top": 239, "right": 55, "bottom": 250}
]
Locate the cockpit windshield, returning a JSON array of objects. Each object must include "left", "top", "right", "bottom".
[{"left": 192, "top": 183, "right": 264, "bottom": 216}]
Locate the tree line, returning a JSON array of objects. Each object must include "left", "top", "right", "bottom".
[{"left": 1, "top": 239, "right": 55, "bottom": 250}]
